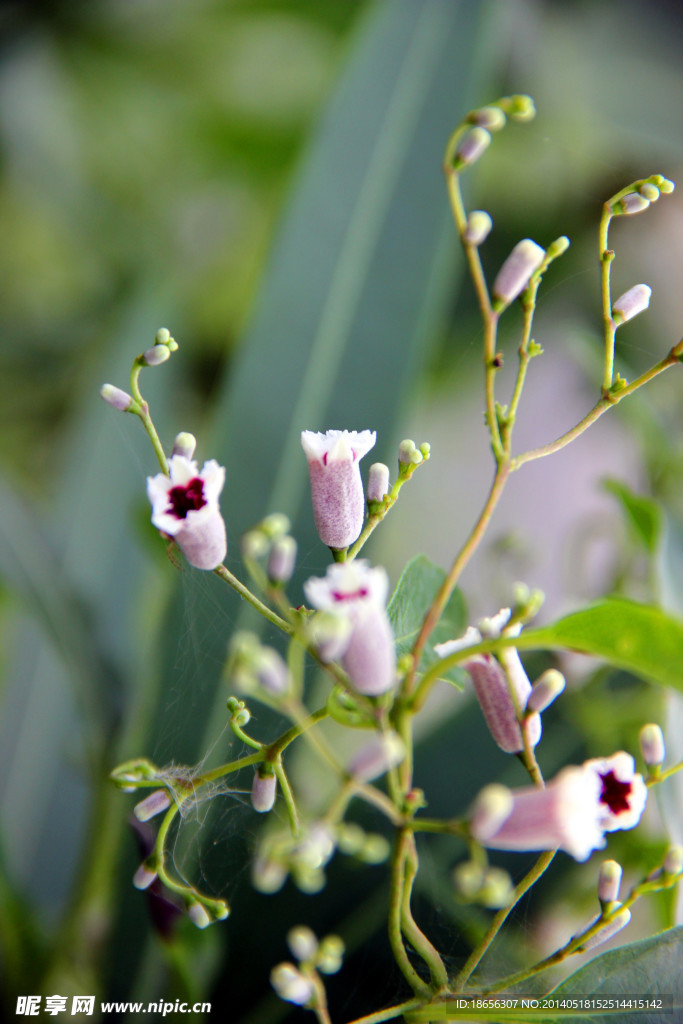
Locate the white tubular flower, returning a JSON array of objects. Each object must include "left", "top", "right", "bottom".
[
  {"left": 612, "top": 283, "right": 651, "bottom": 324},
  {"left": 493, "top": 239, "right": 545, "bottom": 306},
  {"left": 583, "top": 751, "right": 648, "bottom": 832},
  {"left": 304, "top": 561, "right": 396, "bottom": 695},
  {"left": 471, "top": 751, "right": 647, "bottom": 862},
  {"left": 301, "top": 429, "right": 376, "bottom": 549},
  {"left": 271, "top": 963, "right": 314, "bottom": 1006},
  {"left": 147, "top": 454, "right": 227, "bottom": 570},
  {"left": 251, "top": 769, "right": 277, "bottom": 813}
]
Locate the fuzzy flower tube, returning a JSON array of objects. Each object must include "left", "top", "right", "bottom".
[
  {"left": 471, "top": 752, "right": 647, "bottom": 862},
  {"left": 147, "top": 454, "right": 227, "bottom": 570},
  {"left": 304, "top": 560, "right": 395, "bottom": 696},
  {"left": 301, "top": 429, "right": 376, "bottom": 549}
]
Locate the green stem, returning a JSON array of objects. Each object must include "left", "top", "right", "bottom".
[
  {"left": 388, "top": 831, "right": 432, "bottom": 998},
  {"left": 406, "top": 461, "right": 510, "bottom": 707},
  {"left": 511, "top": 342, "right": 682, "bottom": 470},
  {"left": 599, "top": 204, "right": 616, "bottom": 392},
  {"left": 400, "top": 833, "right": 449, "bottom": 991},
  {"left": 343, "top": 997, "right": 422, "bottom": 1024},
  {"left": 129, "top": 361, "right": 171, "bottom": 474},
  {"left": 273, "top": 760, "right": 301, "bottom": 837},
  {"left": 453, "top": 851, "right": 556, "bottom": 992},
  {"left": 213, "top": 564, "right": 292, "bottom": 633}
]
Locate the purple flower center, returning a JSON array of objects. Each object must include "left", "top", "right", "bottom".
[
  {"left": 167, "top": 478, "right": 206, "bottom": 519},
  {"left": 599, "top": 770, "right": 632, "bottom": 815},
  {"left": 332, "top": 588, "right": 369, "bottom": 602}
]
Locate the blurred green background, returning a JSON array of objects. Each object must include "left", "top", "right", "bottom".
[{"left": 1, "top": 0, "right": 683, "bottom": 1020}]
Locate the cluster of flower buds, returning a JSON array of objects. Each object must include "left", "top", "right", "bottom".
[
  {"left": 301, "top": 429, "right": 376, "bottom": 550},
  {"left": 253, "top": 821, "right": 337, "bottom": 895},
  {"left": 470, "top": 751, "right": 648, "bottom": 862},
  {"left": 147, "top": 442, "right": 227, "bottom": 571},
  {"left": 614, "top": 175, "right": 675, "bottom": 217},
  {"left": 450, "top": 96, "right": 535, "bottom": 172},
  {"left": 225, "top": 634, "right": 289, "bottom": 698},
  {"left": 304, "top": 560, "right": 396, "bottom": 696},
  {"left": 241, "top": 513, "right": 297, "bottom": 585},
  {"left": 435, "top": 606, "right": 564, "bottom": 755},
  {"left": 336, "top": 822, "right": 391, "bottom": 865},
  {"left": 453, "top": 860, "right": 514, "bottom": 909},
  {"left": 270, "top": 927, "right": 344, "bottom": 1007}
]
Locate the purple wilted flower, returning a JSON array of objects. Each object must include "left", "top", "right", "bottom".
[
  {"left": 147, "top": 454, "right": 227, "bottom": 570},
  {"left": 304, "top": 560, "right": 396, "bottom": 695},
  {"left": 301, "top": 430, "right": 376, "bottom": 549},
  {"left": 471, "top": 751, "right": 647, "bottom": 862}
]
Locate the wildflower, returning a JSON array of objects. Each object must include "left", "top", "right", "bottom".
[
  {"left": 301, "top": 429, "right": 376, "bottom": 550},
  {"left": 304, "top": 561, "right": 396, "bottom": 695},
  {"left": 471, "top": 751, "right": 647, "bottom": 862},
  {"left": 147, "top": 454, "right": 227, "bottom": 570}
]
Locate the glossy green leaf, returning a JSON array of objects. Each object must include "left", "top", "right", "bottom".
[
  {"left": 603, "top": 478, "right": 663, "bottom": 555},
  {"left": 388, "top": 553, "right": 467, "bottom": 687},
  {"left": 515, "top": 598, "right": 683, "bottom": 693},
  {"left": 550, "top": 926, "right": 683, "bottom": 1021}
]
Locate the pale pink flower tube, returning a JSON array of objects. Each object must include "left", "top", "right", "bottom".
[
  {"left": 301, "top": 430, "right": 376, "bottom": 549},
  {"left": 304, "top": 560, "right": 396, "bottom": 696},
  {"left": 147, "top": 454, "right": 227, "bottom": 570},
  {"left": 471, "top": 751, "right": 647, "bottom": 862}
]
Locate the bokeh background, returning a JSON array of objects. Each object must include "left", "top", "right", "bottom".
[{"left": 1, "top": 0, "right": 683, "bottom": 1020}]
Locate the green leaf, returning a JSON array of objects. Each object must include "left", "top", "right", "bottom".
[
  {"left": 388, "top": 553, "right": 467, "bottom": 687},
  {"left": 515, "top": 598, "right": 683, "bottom": 693},
  {"left": 603, "top": 478, "right": 663, "bottom": 555},
  {"left": 549, "top": 926, "right": 683, "bottom": 1022}
]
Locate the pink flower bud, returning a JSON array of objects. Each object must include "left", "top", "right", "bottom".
[
  {"left": 188, "top": 902, "right": 211, "bottom": 929},
  {"left": 143, "top": 344, "right": 171, "bottom": 366},
  {"left": 171, "top": 432, "right": 197, "bottom": 460},
  {"left": 367, "top": 462, "right": 390, "bottom": 502},
  {"left": 251, "top": 769, "right": 277, "bottom": 813},
  {"left": 100, "top": 383, "right": 134, "bottom": 411},
  {"left": 597, "top": 859, "right": 622, "bottom": 903},
  {"left": 612, "top": 284, "right": 651, "bottom": 324},
  {"left": 463, "top": 650, "right": 539, "bottom": 754},
  {"left": 301, "top": 430, "right": 376, "bottom": 549},
  {"left": 147, "top": 454, "right": 227, "bottom": 570},
  {"left": 133, "top": 862, "right": 158, "bottom": 890},
  {"left": 639, "top": 723, "right": 665, "bottom": 767},
  {"left": 464, "top": 210, "right": 493, "bottom": 246},
  {"left": 304, "top": 561, "right": 396, "bottom": 695},
  {"left": 578, "top": 906, "right": 631, "bottom": 951},
  {"left": 493, "top": 239, "right": 545, "bottom": 306},
  {"left": 271, "top": 963, "right": 314, "bottom": 1006},
  {"left": 468, "top": 106, "right": 506, "bottom": 131},
  {"left": 620, "top": 193, "right": 649, "bottom": 214},
  {"left": 455, "top": 127, "right": 491, "bottom": 167},
  {"left": 347, "top": 733, "right": 405, "bottom": 782},
  {"left": 663, "top": 845, "right": 683, "bottom": 876},
  {"left": 267, "top": 535, "right": 297, "bottom": 584},
  {"left": 134, "top": 789, "right": 171, "bottom": 822},
  {"left": 527, "top": 669, "right": 566, "bottom": 713}
]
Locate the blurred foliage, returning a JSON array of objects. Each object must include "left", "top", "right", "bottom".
[{"left": 1, "top": 0, "right": 683, "bottom": 1021}]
